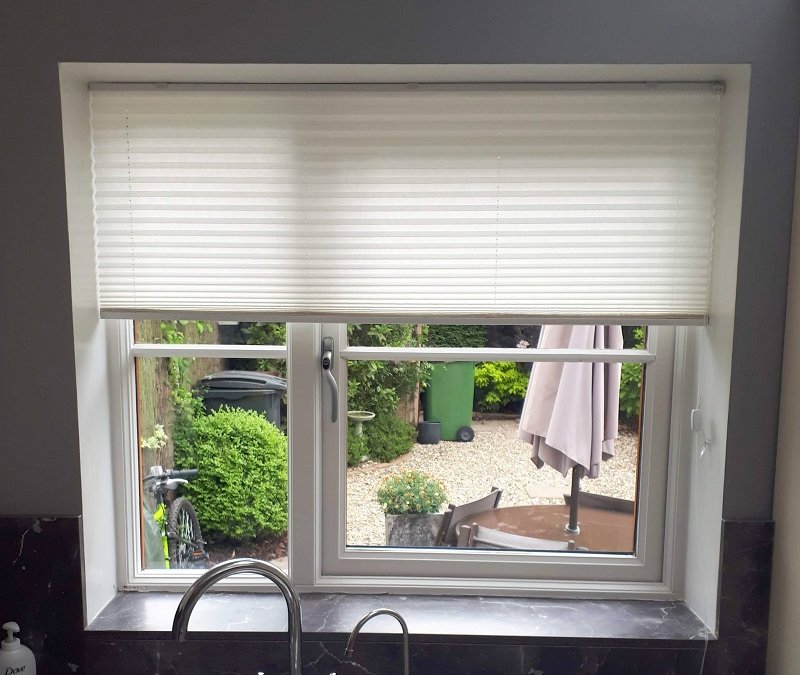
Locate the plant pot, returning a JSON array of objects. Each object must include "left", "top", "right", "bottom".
[
  {"left": 417, "top": 421, "right": 442, "bottom": 445},
  {"left": 385, "top": 513, "right": 444, "bottom": 547}
]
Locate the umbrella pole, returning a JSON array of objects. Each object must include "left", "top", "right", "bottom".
[{"left": 566, "top": 466, "right": 583, "bottom": 534}]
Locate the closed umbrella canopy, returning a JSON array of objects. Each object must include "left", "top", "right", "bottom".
[{"left": 518, "top": 325, "right": 623, "bottom": 480}]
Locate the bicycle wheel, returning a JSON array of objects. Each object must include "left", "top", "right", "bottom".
[{"left": 167, "top": 497, "right": 207, "bottom": 569}]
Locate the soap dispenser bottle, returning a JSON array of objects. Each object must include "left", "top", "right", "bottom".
[{"left": 0, "top": 622, "right": 36, "bottom": 674}]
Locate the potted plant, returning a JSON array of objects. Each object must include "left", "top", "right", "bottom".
[{"left": 378, "top": 470, "right": 447, "bottom": 546}]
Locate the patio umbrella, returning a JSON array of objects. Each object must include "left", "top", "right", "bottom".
[{"left": 518, "top": 325, "right": 623, "bottom": 532}]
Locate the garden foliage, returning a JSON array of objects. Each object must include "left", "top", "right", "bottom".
[
  {"left": 160, "top": 320, "right": 211, "bottom": 395},
  {"left": 427, "top": 325, "right": 531, "bottom": 413},
  {"left": 242, "top": 322, "right": 287, "bottom": 376},
  {"left": 619, "top": 327, "right": 645, "bottom": 420},
  {"left": 377, "top": 470, "right": 447, "bottom": 515},
  {"left": 347, "top": 426, "right": 369, "bottom": 467},
  {"left": 360, "top": 414, "right": 418, "bottom": 464},
  {"left": 175, "top": 407, "right": 288, "bottom": 543},
  {"left": 474, "top": 361, "right": 530, "bottom": 412},
  {"left": 425, "top": 324, "right": 487, "bottom": 348},
  {"left": 346, "top": 324, "right": 425, "bottom": 464},
  {"left": 347, "top": 324, "right": 426, "bottom": 416},
  {"left": 347, "top": 415, "right": 418, "bottom": 467}
]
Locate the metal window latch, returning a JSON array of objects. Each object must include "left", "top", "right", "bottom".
[
  {"left": 691, "top": 408, "right": 712, "bottom": 456},
  {"left": 321, "top": 337, "right": 338, "bottom": 423}
]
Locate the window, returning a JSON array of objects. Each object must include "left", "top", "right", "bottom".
[
  {"left": 131, "top": 321, "right": 289, "bottom": 573},
  {"left": 119, "top": 319, "right": 667, "bottom": 588},
  {"left": 83, "top": 78, "right": 728, "bottom": 594},
  {"left": 319, "top": 321, "right": 674, "bottom": 588}
]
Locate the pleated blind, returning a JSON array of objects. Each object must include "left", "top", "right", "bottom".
[{"left": 89, "top": 84, "right": 721, "bottom": 323}]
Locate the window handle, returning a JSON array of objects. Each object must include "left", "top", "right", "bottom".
[{"left": 321, "top": 336, "right": 338, "bottom": 423}]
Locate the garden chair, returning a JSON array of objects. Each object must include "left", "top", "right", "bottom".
[
  {"left": 563, "top": 491, "right": 635, "bottom": 514},
  {"left": 458, "top": 523, "right": 577, "bottom": 551},
  {"left": 434, "top": 487, "right": 503, "bottom": 546}
]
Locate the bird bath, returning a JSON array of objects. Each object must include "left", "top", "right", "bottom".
[{"left": 347, "top": 410, "right": 375, "bottom": 436}]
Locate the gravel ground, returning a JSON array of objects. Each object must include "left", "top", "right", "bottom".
[{"left": 346, "top": 418, "right": 639, "bottom": 546}]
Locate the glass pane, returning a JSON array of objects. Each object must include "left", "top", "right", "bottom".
[
  {"left": 134, "top": 320, "right": 286, "bottom": 347},
  {"left": 345, "top": 355, "right": 642, "bottom": 554},
  {"left": 135, "top": 356, "right": 288, "bottom": 572},
  {"left": 347, "top": 324, "right": 646, "bottom": 351},
  {"left": 427, "top": 325, "right": 542, "bottom": 349},
  {"left": 346, "top": 324, "right": 541, "bottom": 349},
  {"left": 347, "top": 323, "right": 424, "bottom": 348}
]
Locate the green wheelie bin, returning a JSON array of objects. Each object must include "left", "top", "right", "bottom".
[{"left": 423, "top": 362, "right": 475, "bottom": 441}]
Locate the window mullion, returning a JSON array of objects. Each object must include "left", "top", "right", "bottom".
[
  {"left": 130, "top": 343, "right": 288, "bottom": 359},
  {"left": 342, "top": 346, "right": 654, "bottom": 364},
  {"left": 285, "top": 323, "right": 321, "bottom": 588}
]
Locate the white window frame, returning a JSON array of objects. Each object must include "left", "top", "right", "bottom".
[
  {"left": 115, "top": 321, "right": 294, "bottom": 589},
  {"left": 114, "top": 318, "right": 677, "bottom": 596},
  {"left": 59, "top": 63, "right": 749, "bottom": 613},
  {"left": 320, "top": 323, "right": 676, "bottom": 594}
]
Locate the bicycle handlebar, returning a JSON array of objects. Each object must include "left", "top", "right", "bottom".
[
  {"left": 143, "top": 467, "right": 199, "bottom": 487},
  {"left": 167, "top": 469, "right": 199, "bottom": 480}
]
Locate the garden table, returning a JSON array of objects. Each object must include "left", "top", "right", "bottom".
[{"left": 454, "top": 504, "right": 635, "bottom": 552}]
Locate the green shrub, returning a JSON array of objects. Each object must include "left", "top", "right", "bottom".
[
  {"left": 175, "top": 407, "right": 288, "bottom": 543},
  {"left": 347, "top": 414, "right": 416, "bottom": 467},
  {"left": 347, "top": 427, "right": 369, "bottom": 467},
  {"left": 474, "top": 361, "right": 529, "bottom": 411},
  {"left": 426, "top": 324, "right": 487, "bottom": 348},
  {"left": 361, "top": 414, "right": 417, "bottom": 463},
  {"left": 377, "top": 470, "right": 447, "bottom": 515},
  {"left": 619, "top": 327, "right": 645, "bottom": 420}
]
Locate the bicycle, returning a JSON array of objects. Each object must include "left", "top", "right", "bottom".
[{"left": 143, "top": 465, "right": 209, "bottom": 569}]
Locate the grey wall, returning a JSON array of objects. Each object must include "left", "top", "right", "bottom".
[
  {"left": 767, "top": 130, "right": 800, "bottom": 675},
  {"left": 0, "top": 0, "right": 798, "bottom": 518}
]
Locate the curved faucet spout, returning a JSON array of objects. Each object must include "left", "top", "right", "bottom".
[
  {"left": 345, "top": 608, "right": 410, "bottom": 675},
  {"left": 171, "top": 558, "right": 302, "bottom": 675}
]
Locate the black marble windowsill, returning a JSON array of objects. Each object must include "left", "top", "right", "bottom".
[{"left": 86, "top": 591, "right": 714, "bottom": 649}]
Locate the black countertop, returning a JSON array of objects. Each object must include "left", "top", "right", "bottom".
[{"left": 87, "top": 591, "right": 712, "bottom": 648}]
